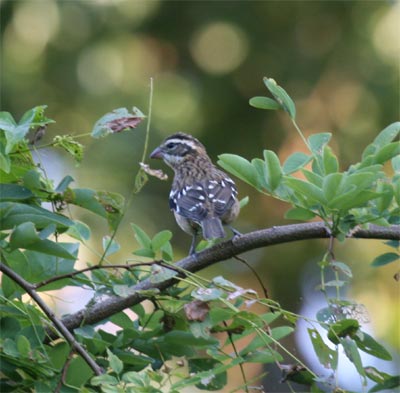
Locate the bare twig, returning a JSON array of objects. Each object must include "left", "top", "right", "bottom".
[
  {"left": 34, "top": 260, "right": 182, "bottom": 289},
  {"left": 0, "top": 259, "right": 103, "bottom": 376},
  {"left": 47, "top": 222, "right": 399, "bottom": 339}
]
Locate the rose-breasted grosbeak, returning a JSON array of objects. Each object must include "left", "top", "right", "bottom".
[{"left": 150, "top": 132, "right": 240, "bottom": 254}]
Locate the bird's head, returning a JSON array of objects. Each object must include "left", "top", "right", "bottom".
[{"left": 150, "top": 132, "right": 208, "bottom": 169}]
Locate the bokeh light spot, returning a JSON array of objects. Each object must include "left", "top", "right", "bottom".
[
  {"left": 77, "top": 43, "right": 124, "bottom": 95},
  {"left": 12, "top": 0, "right": 59, "bottom": 46},
  {"left": 190, "top": 22, "right": 249, "bottom": 75},
  {"left": 152, "top": 73, "right": 201, "bottom": 132},
  {"left": 372, "top": 3, "right": 400, "bottom": 64}
]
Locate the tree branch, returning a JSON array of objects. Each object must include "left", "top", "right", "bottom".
[
  {"left": 51, "top": 222, "right": 399, "bottom": 338},
  {"left": 0, "top": 260, "right": 103, "bottom": 376}
]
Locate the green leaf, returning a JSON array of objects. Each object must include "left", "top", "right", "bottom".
[
  {"left": 0, "top": 184, "right": 34, "bottom": 202},
  {"left": 330, "top": 261, "right": 353, "bottom": 278},
  {"left": 308, "top": 133, "right": 332, "bottom": 155},
  {"left": 9, "top": 222, "right": 77, "bottom": 259},
  {"left": 263, "top": 77, "right": 296, "bottom": 119},
  {"left": 102, "top": 236, "right": 120, "bottom": 257},
  {"left": 328, "top": 189, "right": 380, "bottom": 211},
  {"left": 164, "top": 331, "right": 219, "bottom": 348},
  {"left": 372, "top": 122, "right": 400, "bottom": 149},
  {"left": 107, "top": 348, "right": 124, "bottom": 375},
  {"left": 322, "top": 146, "right": 339, "bottom": 174},
  {"left": 328, "top": 319, "right": 360, "bottom": 345},
  {"left": 263, "top": 150, "right": 282, "bottom": 190},
  {"left": 244, "top": 348, "right": 282, "bottom": 363},
  {"left": 239, "top": 196, "right": 249, "bottom": 209},
  {"left": 218, "top": 153, "right": 260, "bottom": 189},
  {"left": 354, "top": 331, "right": 392, "bottom": 360},
  {"left": 131, "top": 223, "right": 152, "bottom": 249},
  {"left": 150, "top": 264, "right": 177, "bottom": 283},
  {"left": 371, "top": 252, "right": 399, "bottom": 267},
  {"left": 392, "top": 155, "right": 400, "bottom": 172},
  {"left": 284, "top": 177, "right": 326, "bottom": 205},
  {"left": 3, "top": 106, "right": 52, "bottom": 154},
  {"left": 151, "top": 230, "right": 172, "bottom": 252},
  {"left": 0, "top": 111, "right": 17, "bottom": 132},
  {"left": 65, "top": 188, "right": 106, "bottom": 217},
  {"left": 9, "top": 222, "right": 39, "bottom": 248},
  {"left": 66, "top": 221, "right": 91, "bottom": 241},
  {"left": 53, "top": 135, "right": 84, "bottom": 163},
  {"left": 55, "top": 175, "right": 74, "bottom": 193},
  {"left": 322, "top": 173, "right": 343, "bottom": 201},
  {"left": 16, "top": 334, "right": 31, "bottom": 357},
  {"left": 285, "top": 207, "right": 316, "bottom": 220},
  {"left": 249, "top": 96, "right": 281, "bottom": 110},
  {"left": 340, "top": 337, "right": 366, "bottom": 378},
  {"left": 91, "top": 107, "right": 145, "bottom": 139},
  {"left": 91, "top": 375, "right": 119, "bottom": 386},
  {"left": 188, "top": 358, "right": 227, "bottom": 390},
  {"left": 340, "top": 172, "right": 376, "bottom": 193},
  {"left": 191, "top": 287, "right": 224, "bottom": 301},
  {"left": 283, "top": 152, "right": 312, "bottom": 175},
  {"left": 270, "top": 326, "right": 294, "bottom": 341},
  {"left": 65, "top": 356, "right": 94, "bottom": 387},
  {"left": 373, "top": 142, "right": 400, "bottom": 165},
  {"left": 0, "top": 202, "right": 74, "bottom": 231},
  {"left": 302, "top": 169, "right": 323, "bottom": 188},
  {"left": 369, "top": 375, "right": 400, "bottom": 393},
  {"left": 251, "top": 158, "right": 269, "bottom": 191},
  {"left": 308, "top": 328, "right": 338, "bottom": 369}
]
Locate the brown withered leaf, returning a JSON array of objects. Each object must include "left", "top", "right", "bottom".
[
  {"left": 184, "top": 300, "right": 210, "bottom": 322},
  {"left": 91, "top": 107, "right": 145, "bottom": 138},
  {"left": 106, "top": 116, "right": 143, "bottom": 133},
  {"left": 140, "top": 162, "right": 168, "bottom": 181}
]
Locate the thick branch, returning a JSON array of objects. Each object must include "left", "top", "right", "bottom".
[
  {"left": 52, "top": 222, "right": 399, "bottom": 338},
  {"left": 0, "top": 261, "right": 103, "bottom": 376}
]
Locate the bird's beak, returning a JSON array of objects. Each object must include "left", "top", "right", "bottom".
[{"left": 150, "top": 147, "right": 163, "bottom": 159}]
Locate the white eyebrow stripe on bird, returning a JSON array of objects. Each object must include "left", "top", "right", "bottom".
[{"left": 164, "top": 138, "right": 197, "bottom": 149}]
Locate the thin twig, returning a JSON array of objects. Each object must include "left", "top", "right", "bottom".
[
  {"left": 223, "top": 321, "right": 249, "bottom": 393},
  {"left": 33, "top": 260, "right": 182, "bottom": 289},
  {"left": 233, "top": 255, "right": 271, "bottom": 301},
  {"left": 0, "top": 259, "right": 103, "bottom": 376},
  {"left": 55, "top": 349, "right": 75, "bottom": 393}
]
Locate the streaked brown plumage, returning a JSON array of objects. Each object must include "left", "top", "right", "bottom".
[{"left": 150, "top": 132, "right": 240, "bottom": 254}]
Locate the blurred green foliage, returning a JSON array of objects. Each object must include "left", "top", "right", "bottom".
[{"left": 1, "top": 1, "right": 399, "bottom": 390}]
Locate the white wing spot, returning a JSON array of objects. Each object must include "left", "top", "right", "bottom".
[
  {"left": 198, "top": 195, "right": 205, "bottom": 200},
  {"left": 209, "top": 193, "right": 215, "bottom": 198}
]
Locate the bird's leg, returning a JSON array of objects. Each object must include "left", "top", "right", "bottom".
[
  {"left": 229, "top": 226, "right": 242, "bottom": 237},
  {"left": 189, "top": 233, "right": 197, "bottom": 255}
]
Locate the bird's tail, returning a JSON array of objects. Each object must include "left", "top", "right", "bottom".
[{"left": 201, "top": 218, "right": 225, "bottom": 240}]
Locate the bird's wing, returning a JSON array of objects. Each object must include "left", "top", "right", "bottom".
[
  {"left": 169, "top": 184, "right": 208, "bottom": 223},
  {"left": 169, "top": 177, "right": 237, "bottom": 222}
]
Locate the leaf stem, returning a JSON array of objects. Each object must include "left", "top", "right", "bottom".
[{"left": 141, "top": 77, "right": 154, "bottom": 165}]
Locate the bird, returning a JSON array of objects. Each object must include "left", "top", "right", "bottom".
[{"left": 150, "top": 132, "right": 240, "bottom": 254}]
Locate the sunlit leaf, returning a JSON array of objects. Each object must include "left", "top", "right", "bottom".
[
  {"left": 283, "top": 152, "right": 312, "bottom": 175},
  {"left": 218, "top": 154, "right": 260, "bottom": 189},
  {"left": 284, "top": 207, "right": 316, "bottom": 220},
  {"left": 308, "top": 133, "right": 332, "bottom": 155},
  {"left": 249, "top": 96, "right": 281, "bottom": 110},
  {"left": 371, "top": 252, "right": 399, "bottom": 267},
  {"left": 263, "top": 77, "right": 296, "bottom": 119},
  {"left": 308, "top": 329, "right": 338, "bottom": 369}
]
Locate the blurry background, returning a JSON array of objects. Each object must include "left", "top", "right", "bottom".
[{"left": 1, "top": 0, "right": 399, "bottom": 391}]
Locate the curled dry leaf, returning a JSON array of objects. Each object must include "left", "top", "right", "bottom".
[
  {"left": 91, "top": 107, "right": 145, "bottom": 138},
  {"left": 106, "top": 116, "right": 143, "bottom": 133},
  {"left": 140, "top": 162, "right": 168, "bottom": 181},
  {"left": 184, "top": 300, "right": 210, "bottom": 322}
]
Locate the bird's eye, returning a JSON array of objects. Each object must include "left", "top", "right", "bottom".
[{"left": 166, "top": 142, "right": 176, "bottom": 149}]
